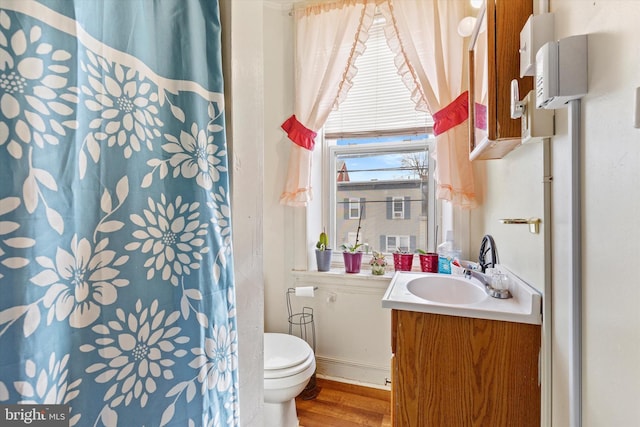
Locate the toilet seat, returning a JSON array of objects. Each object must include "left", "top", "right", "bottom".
[
  {"left": 264, "top": 351, "right": 315, "bottom": 379},
  {"left": 264, "top": 333, "right": 314, "bottom": 379}
]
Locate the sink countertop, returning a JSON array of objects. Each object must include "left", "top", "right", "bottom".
[{"left": 381, "top": 266, "right": 542, "bottom": 325}]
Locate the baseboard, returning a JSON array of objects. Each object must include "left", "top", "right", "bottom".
[
  {"left": 315, "top": 373, "right": 391, "bottom": 392},
  {"left": 315, "top": 355, "right": 391, "bottom": 390}
]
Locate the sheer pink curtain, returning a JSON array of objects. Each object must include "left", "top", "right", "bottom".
[
  {"left": 380, "top": 0, "right": 477, "bottom": 208},
  {"left": 280, "top": 1, "right": 377, "bottom": 207}
]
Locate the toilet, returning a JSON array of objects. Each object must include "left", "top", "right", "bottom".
[{"left": 264, "top": 333, "right": 316, "bottom": 427}]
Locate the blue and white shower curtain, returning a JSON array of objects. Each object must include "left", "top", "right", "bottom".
[{"left": 0, "top": 1, "right": 238, "bottom": 426}]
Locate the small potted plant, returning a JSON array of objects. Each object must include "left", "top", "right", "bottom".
[
  {"left": 416, "top": 249, "right": 438, "bottom": 273},
  {"left": 341, "top": 241, "right": 363, "bottom": 274},
  {"left": 369, "top": 250, "right": 387, "bottom": 275},
  {"left": 341, "top": 210, "right": 363, "bottom": 273},
  {"left": 315, "top": 229, "right": 332, "bottom": 272},
  {"left": 393, "top": 249, "right": 414, "bottom": 272}
]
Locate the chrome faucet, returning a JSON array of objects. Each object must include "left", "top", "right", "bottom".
[
  {"left": 465, "top": 269, "right": 512, "bottom": 299},
  {"left": 464, "top": 235, "right": 512, "bottom": 299}
]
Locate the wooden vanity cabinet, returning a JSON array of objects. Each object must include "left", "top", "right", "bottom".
[
  {"left": 469, "top": 0, "right": 533, "bottom": 160},
  {"left": 391, "top": 309, "right": 541, "bottom": 427}
]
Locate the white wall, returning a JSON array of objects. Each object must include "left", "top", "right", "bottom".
[
  {"left": 550, "top": 2, "right": 640, "bottom": 425},
  {"left": 223, "top": 1, "right": 265, "bottom": 426},
  {"left": 263, "top": 1, "right": 298, "bottom": 338},
  {"left": 470, "top": 141, "right": 547, "bottom": 291},
  {"left": 291, "top": 272, "right": 392, "bottom": 386}
]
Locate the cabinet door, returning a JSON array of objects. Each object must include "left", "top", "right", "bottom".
[
  {"left": 393, "top": 310, "right": 541, "bottom": 426},
  {"left": 469, "top": 0, "right": 533, "bottom": 160}
]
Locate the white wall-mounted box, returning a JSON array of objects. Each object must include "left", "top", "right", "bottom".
[
  {"left": 521, "top": 90, "right": 554, "bottom": 143},
  {"left": 520, "top": 13, "right": 555, "bottom": 77},
  {"left": 535, "top": 35, "right": 588, "bottom": 109}
]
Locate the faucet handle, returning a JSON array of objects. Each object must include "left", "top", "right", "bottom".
[
  {"left": 487, "top": 271, "right": 512, "bottom": 299},
  {"left": 491, "top": 273, "right": 509, "bottom": 291}
]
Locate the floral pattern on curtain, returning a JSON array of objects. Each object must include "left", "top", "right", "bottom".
[{"left": 0, "top": 1, "right": 238, "bottom": 426}]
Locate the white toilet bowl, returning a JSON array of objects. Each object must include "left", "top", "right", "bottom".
[{"left": 264, "top": 333, "right": 316, "bottom": 427}]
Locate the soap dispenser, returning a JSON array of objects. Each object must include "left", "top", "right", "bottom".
[{"left": 437, "top": 230, "right": 461, "bottom": 274}]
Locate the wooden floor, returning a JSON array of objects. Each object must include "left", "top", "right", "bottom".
[{"left": 296, "top": 377, "right": 391, "bottom": 427}]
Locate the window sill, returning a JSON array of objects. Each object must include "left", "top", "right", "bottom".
[{"left": 291, "top": 269, "right": 393, "bottom": 290}]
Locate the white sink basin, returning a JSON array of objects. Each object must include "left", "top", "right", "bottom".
[
  {"left": 407, "top": 275, "right": 486, "bottom": 305},
  {"left": 381, "top": 268, "right": 542, "bottom": 325}
]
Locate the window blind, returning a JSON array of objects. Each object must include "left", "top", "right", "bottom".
[{"left": 324, "top": 15, "right": 433, "bottom": 138}]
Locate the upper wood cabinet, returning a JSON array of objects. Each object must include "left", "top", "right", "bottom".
[{"left": 469, "top": 0, "right": 533, "bottom": 160}]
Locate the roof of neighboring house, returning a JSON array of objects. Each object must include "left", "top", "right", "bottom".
[
  {"left": 337, "top": 161, "right": 350, "bottom": 182},
  {"left": 337, "top": 179, "right": 421, "bottom": 191}
]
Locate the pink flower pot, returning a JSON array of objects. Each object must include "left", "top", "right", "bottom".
[{"left": 343, "top": 252, "right": 363, "bottom": 274}]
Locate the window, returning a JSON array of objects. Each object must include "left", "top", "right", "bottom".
[
  {"left": 348, "top": 198, "right": 361, "bottom": 219},
  {"left": 331, "top": 141, "right": 431, "bottom": 253},
  {"left": 324, "top": 12, "right": 437, "bottom": 257},
  {"left": 392, "top": 197, "right": 405, "bottom": 219},
  {"left": 385, "top": 235, "right": 410, "bottom": 253},
  {"left": 346, "top": 232, "right": 368, "bottom": 250}
]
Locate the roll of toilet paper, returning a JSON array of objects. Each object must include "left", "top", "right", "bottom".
[{"left": 295, "top": 286, "right": 315, "bottom": 297}]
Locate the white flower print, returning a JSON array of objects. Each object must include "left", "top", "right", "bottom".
[
  {"left": 81, "top": 50, "right": 163, "bottom": 160},
  {"left": 163, "top": 123, "right": 227, "bottom": 190},
  {"left": 189, "top": 324, "right": 237, "bottom": 393},
  {"left": 207, "top": 187, "right": 233, "bottom": 284},
  {"left": 30, "top": 235, "right": 129, "bottom": 328},
  {"left": 0, "top": 196, "right": 34, "bottom": 279},
  {"left": 126, "top": 194, "right": 210, "bottom": 286},
  {"left": 14, "top": 353, "right": 82, "bottom": 426},
  {"left": 81, "top": 300, "right": 189, "bottom": 408},
  {"left": 219, "top": 382, "right": 240, "bottom": 427},
  {"left": 0, "top": 12, "right": 78, "bottom": 159}
]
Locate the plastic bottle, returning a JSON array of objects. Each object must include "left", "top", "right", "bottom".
[{"left": 437, "top": 230, "right": 461, "bottom": 274}]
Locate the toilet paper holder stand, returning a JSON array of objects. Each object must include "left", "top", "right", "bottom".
[{"left": 286, "top": 287, "right": 317, "bottom": 351}]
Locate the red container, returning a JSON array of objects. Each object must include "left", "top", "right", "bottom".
[
  {"left": 419, "top": 252, "right": 439, "bottom": 273},
  {"left": 393, "top": 253, "right": 414, "bottom": 271}
]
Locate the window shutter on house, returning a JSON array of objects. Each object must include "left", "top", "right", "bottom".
[
  {"left": 360, "top": 198, "right": 366, "bottom": 219},
  {"left": 410, "top": 236, "right": 417, "bottom": 252},
  {"left": 344, "top": 198, "right": 349, "bottom": 219},
  {"left": 380, "top": 235, "right": 386, "bottom": 252},
  {"left": 404, "top": 196, "right": 411, "bottom": 220},
  {"left": 386, "top": 197, "right": 392, "bottom": 219}
]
